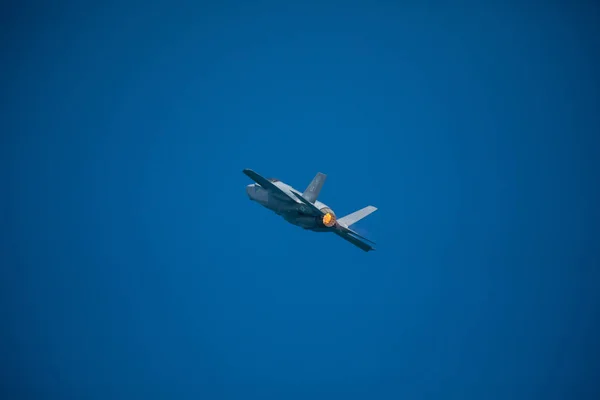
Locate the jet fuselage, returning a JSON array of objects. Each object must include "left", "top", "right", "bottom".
[
  {"left": 246, "top": 182, "right": 332, "bottom": 231},
  {"left": 242, "top": 168, "right": 377, "bottom": 252}
]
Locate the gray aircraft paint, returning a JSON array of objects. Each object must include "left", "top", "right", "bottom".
[{"left": 244, "top": 169, "right": 377, "bottom": 251}]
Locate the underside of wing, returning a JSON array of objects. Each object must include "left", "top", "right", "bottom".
[{"left": 243, "top": 169, "right": 297, "bottom": 202}]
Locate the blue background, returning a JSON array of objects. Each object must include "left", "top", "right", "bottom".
[{"left": 2, "top": 1, "right": 599, "bottom": 399}]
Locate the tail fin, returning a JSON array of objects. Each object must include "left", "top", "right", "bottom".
[
  {"left": 303, "top": 172, "right": 326, "bottom": 203},
  {"left": 337, "top": 206, "right": 377, "bottom": 227}
]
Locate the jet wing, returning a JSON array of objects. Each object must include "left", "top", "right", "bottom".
[
  {"left": 243, "top": 169, "right": 297, "bottom": 202},
  {"left": 289, "top": 190, "right": 325, "bottom": 217}
]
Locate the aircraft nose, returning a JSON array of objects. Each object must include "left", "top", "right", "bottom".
[{"left": 246, "top": 184, "right": 254, "bottom": 199}]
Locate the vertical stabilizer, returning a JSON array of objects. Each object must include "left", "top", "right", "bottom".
[{"left": 303, "top": 172, "right": 326, "bottom": 203}]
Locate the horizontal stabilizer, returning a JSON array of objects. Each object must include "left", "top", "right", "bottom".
[
  {"left": 337, "top": 206, "right": 377, "bottom": 227},
  {"left": 334, "top": 229, "right": 375, "bottom": 252},
  {"left": 344, "top": 227, "right": 376, "bottom": 245}
]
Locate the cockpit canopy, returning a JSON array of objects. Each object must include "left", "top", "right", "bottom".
[{"left": 267, "top": 178, "right": 279, "bottom": 182}]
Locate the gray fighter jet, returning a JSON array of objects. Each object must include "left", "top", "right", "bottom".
[{"left": 244, "top": 169, "right": 377, "bottom": 252}]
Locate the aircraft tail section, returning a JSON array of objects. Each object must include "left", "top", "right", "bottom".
[
  {"left": 337, "top": 206, "right": 377, "bottom": 227},
  {"left": 334, "top": 229, "right": 375, "bottom": 252},
  {"left": 303, "top": 172, "right": 326, "bottom": 203}
]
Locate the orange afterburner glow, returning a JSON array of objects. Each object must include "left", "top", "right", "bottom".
[{"left": 322, "top": 212, "right": 336, "bottom": 227}]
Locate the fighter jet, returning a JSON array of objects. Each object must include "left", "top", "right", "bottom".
[{"left": 244, "top": 169, "right": 377, "bottom": 252}]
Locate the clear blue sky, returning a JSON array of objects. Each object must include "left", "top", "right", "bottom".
[{"left": 2, "top": 1, "right": 599, "bottom": 399}]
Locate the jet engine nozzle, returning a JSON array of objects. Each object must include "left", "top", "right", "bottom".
[{"left": 320, "top": 207, "right": 337, "bottom": 227}]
